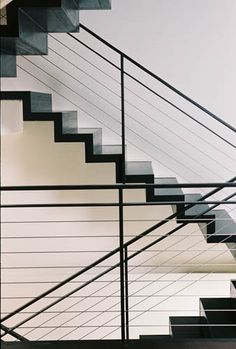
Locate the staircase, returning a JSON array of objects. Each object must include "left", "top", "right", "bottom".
[
  {"left": 0, "top": 0, "right": 111, "bottom": 76},
  {"left": 1, "top": 91, "right": 236, "bottom": 246},
  {"left": 1, "top": 0, "right": 236, "bottom": 345},
  {"left": 140, "top": 279, "right": 236, "bottom": 339}
]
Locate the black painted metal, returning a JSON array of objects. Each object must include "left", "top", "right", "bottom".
[
  {"left": 120, "top": 54, "right": 126, "bottom": 184},
  {"left": 118, "top": 189, "right": 126, "bottom": 341},
  {"left": 2, "top": 338, "right": 236, "bottom": 349},
  {"left": 125, "top": 246, "right": 130, "bottom": 341},
  {"left": 0, "top": 324, "right": 28, "bottom": 342}
]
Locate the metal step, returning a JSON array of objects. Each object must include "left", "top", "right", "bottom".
[
  {"left": 170, "top": 316, "right": 210, "bottom": 338},
  {"left": 205, "top": 210, "right": 236, "bottom": 243},
  {"left": 200, "top": 298, "right": 236, "bottom": 338},
  {"left": 79, "top": 0, "right": 111, "bottom": 10},
  {"left": 125, "top": 161, "right": 154, "bottom": 183}
]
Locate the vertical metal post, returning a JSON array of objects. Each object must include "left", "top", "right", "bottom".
[
  {"left": 120, "top": 54, "right": 126, "bottom": 184},
  {"left": 119, "top": 188, "right": 125, "bottom": 342},
  {"left": 124, "top": 246, "right": 129, "bottom": 340}
]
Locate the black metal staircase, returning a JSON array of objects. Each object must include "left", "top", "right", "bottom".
[{"left": 1, "top": 0, "right": 236, "bottom": 345}]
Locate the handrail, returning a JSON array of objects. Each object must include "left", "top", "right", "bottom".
[
  {"left": 79, "top": 24, "right": 236, "bottom": 135},
  {"left": 1, "top": 177, "right": 235, "bottom": 326},
  {"left": 1, "top": 182, "right": 236, "bottom": 190}
]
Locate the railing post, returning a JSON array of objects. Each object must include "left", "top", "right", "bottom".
[
  {"left": 124, "top": 245, "right": 129, "bottom": 340},
  {"left": 119, "top": 188, "right": 125, "bottom": 342},
  {"left": 120, "top": 54, "right": 126, "bottom": 184}
]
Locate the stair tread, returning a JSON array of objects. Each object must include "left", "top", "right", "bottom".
[
  {"left": 170, "top": 316, "right": 208, "bottom": 338},
  {"left": 200, "top": 297, "right": 235, "bottom": 309},
  {"left": 79, "top": 0, "right": 111, "bottom": 10},
  {"left": 213, "top": 210, "right": 236, "bottom": 236},
  {"left": 76, "top": 127, "right": 102, "bottom": 134},
  {"left": 94, "top": 145, "right": 122, "bottom": 155},
  {"left": 154, "top": 177, "right": 184, "bottom": 198},
  {"left": 200, "top": 298, "right": 236, "bottom": 325},
  {"left": 184, "top": 194, "right": 213, "bottom": 217},
  {"left": 170, "top": 316, "right": 206, "bottom": 325},
  {"left": 126, "top": 161, "right": 153, "bottom": 176}
]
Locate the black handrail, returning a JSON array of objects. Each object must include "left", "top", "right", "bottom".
[
  {"left": 79, "top": 24, "right": 236, "bottom": 134},
  {"left": 1, "top": 177, "right": 235, "bottom": 326},
  {"left": 1, "top": 182, "right": 236, "bottom": 190}
]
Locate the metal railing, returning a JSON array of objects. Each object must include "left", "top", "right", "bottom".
[{"left": 1, "top": 180, "right": 236, "bottom": 341}]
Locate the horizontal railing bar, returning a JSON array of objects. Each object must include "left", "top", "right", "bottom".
[
  {"left": 1, "top": 217, "right": 234, "bottom": 224},
  {"left": 2, "top": 278, "right": 236, "bottom": 284},
  {"left": 3, "top": 249, "right": 236, "bottom": 255},
  {"left": 3, "top": 263, "right": 235, "bottom": 270},
  {"left": 79, "top": 24, "right": 236, "bottom": 134},
  {"left": 1, "top": 182, "right": 236, "bottom": 190},
  {"left": 1, "top": 200, "right": 236, "bottom": 209}
]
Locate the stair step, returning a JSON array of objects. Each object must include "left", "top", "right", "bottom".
[
  {"left": 231, "top": 280, "right": 236, "bottom": 298},
  {"left": 61, "top": 111, "right": 78, "bottom": 133},
  {"left": 0, "top": 5, "right": 48, "bottom": 55},
  {"left": 153, "top": 177, "right": 184, "bottom": 202},
  {"left": 182, "top": 194, "right": 212, "bottom": 217},
  {"left": 206, "top": 210, "right": 236, "bottom": 243},
  {"left": 29, "top": 92, "right": 52, "bottom": 113},
  {"left": 177, "top": 194, "right": 215, "bottom": 236},
  {"left": 200, "top": 298, "right": 236, "bottom": 338},
  {"left": 125, "top": 161, "right": 154, "bottom": 183},
  {"left": 93, "top": 145, "right": 122, "bottom": 155},
  {"left": 21, "top": 0, "right": 80, "bottom": 32},
  {"left": 79, "top": 0, "right": 111, "bottom": 10},
  {"left": 170, "top": 316, "right": 210, "bottom": 338},
  {"left": 0, "top": 53, "right": 16, "bottom": 77},
  {"left": 0, "top": 91, "right": 53, "bottom": 114},
  {"left": 139, "top": 335, "right": 170, "bottom": 341}
]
